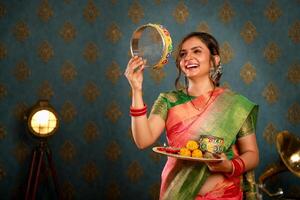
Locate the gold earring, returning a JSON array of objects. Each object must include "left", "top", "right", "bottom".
[{"left": 209, "top": 64, "right": 223, "bottom": 84}]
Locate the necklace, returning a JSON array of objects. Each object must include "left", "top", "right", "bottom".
[{"left": 186, "top": 86, "right": 215, "bottom": 114}]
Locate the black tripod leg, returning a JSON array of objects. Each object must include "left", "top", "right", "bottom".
[
  {"left": 46, "top": 149, "right": 61, "bottom": 199},
  {"left": 25, "top": 149, "right": 38, "bottom": 200},
  {"left": 31, "top": 150, "right": 44, "bottom": 200}
]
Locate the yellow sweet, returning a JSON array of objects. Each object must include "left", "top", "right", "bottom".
[
  {"left": 186, "top": 140, "right": 199, "bottom": 151},
  {"left": 179, "top": 148, "right": 191, "bottom": 157},
  {"left": 192, "top": 149, "right": 203, "bottom": 158}
]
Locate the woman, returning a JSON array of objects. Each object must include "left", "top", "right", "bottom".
[{"left": 124, "top": 32, "right": 259, "bottom": 200}]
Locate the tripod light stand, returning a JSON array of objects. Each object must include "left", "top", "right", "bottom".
[{"left": 25, "top": 100, "right": 61, "bottom": 200}]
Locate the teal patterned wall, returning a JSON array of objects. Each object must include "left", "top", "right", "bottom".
[{"left": 0, "top": 0, "right": 299, "bottom": 199}]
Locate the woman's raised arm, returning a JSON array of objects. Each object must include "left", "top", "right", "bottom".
[{"left": 125, "top": 56, "right": 165, "bottom": 149}]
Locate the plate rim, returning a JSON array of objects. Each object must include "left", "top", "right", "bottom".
[{"left": 152, "top": 146, "right": 224, "bottom": 162}]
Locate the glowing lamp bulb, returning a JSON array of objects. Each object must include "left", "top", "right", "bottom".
[{"left": 30, "top": 109, "right": 57, "bottom": 135}]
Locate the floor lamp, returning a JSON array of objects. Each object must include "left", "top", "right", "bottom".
[{"left": 25, "top": 100, "right": 61, "bottom": 200}]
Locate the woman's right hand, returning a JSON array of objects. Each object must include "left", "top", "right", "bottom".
[{"left": 124, "top": 56, "right": 146, "bottom": 91}]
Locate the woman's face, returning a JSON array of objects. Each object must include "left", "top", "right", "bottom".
[{"left": 179, "top": 36, "right": 213, "bottom": 79}]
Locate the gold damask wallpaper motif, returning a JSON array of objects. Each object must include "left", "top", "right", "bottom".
[
  {"left": 13, "top": 60, "right": 31, "bottom": 81},
  {"left": 106, "top": 23, "right": 122, "bottom": 43},
  {"left": 13, "top": 103, "right": 28, "bottom": 121},
  {"left": 106, "top": 181, "right": 121, "bottom": 200},
  {"left": 83, "top": 82, "right": 100, "bottom": 103},
  {"left": 37, "top": 0, "right": 54, "bottom": 22},
  {"left": 61, "top": 101, "right": 77, "bottom": 123},
  {"left": 149, "top": 182, "right": 160, "bottom": 200},
  {"left": 287, "top": 103, "right": 300, "bottom": 124},
  {"left": 83, "top": 0, "right": 100, "bottom": 23},
  {"left": 38, "top": 41, "right": 54, "bottom": 63},
  {"left": 60, "top": 21, "right": 77, "bottom": 43},
  {"left": 13, "top": 21, "right": 30, "bottom": 42},
  {"left": 60, "top": 61, "right": 77, "bottom": 83},
  {"left": 240, "top": 21, "right": 257, "bottom": 44},
  {"left": 106, "top": 61, "right": 122, "bottom": 84},
  {"left": 240, "top": 62, "right": 256, "bottom": 84},
  {"left": 38, "top": 81, "right": 54, "bottom": 100},
  {"left": 83, "top": 42, "right": 100, "bottom": 63},
  {"left": 219, "top": 1, "right": 235, "bottom": 24},
  {"left": 110, "top": 0, "right": 118, "bottom": 5},
  {"left": 128, "top": 1, "right": 144, "bottom": 24},
  {"left": 127, "top": 160, "right": 143, "bottom": 183},
  {"left": 13, "top": 142, "right": 30, "bottom": 164},
  {"left": 220, "top": 42, "right": 234, "bottom": 64},
  {"left": 264, "top": 0, "right": 282, "bottom": 23},
  {"left": 105, "top": 101, "right": 122, "bottom": 123},
  {"left": 60, "top": 140, "right": 76, "bottom": 162},
  {"left": 263, "top": 122, "right": 278, "bottom": 144},
  {"left": 81, "top": 161, "right": 100, "bottom": 183},
  {"left": 173, "top": 1, "right": 189, "bottom": 24},
  {"left": 62, "top": 181, "right": 76, "bottom": 200},
  {"left": 289, "top": 21, "right": 300, "bottom": 43},
  {"left": 0, "top": 84, "right": 7, "bottom": 100},
  {"left": 105, "top": 141, "right": 121, "bottom": 161},
  {"left": 84, "top": 121, "right": 100, "bottom": 143},
  {"left": 0, "top": 124, "right": 5, "bottom": 140},
  {"left": 287, "top": 62, "right": 300, "bottom": 84},
  {"left": 197, "top": 21, "right": 211, "bottom": 34},
  {"left": 0, "top": 165, "right": 6, "bottom": 181},
  {"left": 262, "top": 82, "right": 279, "bottom": 104},
  {"left": 0, "top": 3, "right": 6, "bottom": 18},
  {"left": 0, "top": 0, "right": 300, "bottom": 199},
  {"left": 264, "top": 42, "right": 280, "bottom": 64},
  {"left": 0, "top": 43, "right": 7, "bottom": 60}
]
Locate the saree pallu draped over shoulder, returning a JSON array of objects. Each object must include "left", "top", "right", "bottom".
[{"left": 159, "top": 88, "right": 258, "bottom": 200}]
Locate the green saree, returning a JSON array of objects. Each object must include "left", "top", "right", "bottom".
[{"left": 150, "top": 87, "right": 258, "bottom": 200}]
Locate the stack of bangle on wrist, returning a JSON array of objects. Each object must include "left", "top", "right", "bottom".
[
  {"left": 130, "top": 104, "right": 147, "bottom": 117},
  {"left": 225, "top": 157, "right": 245, "bottom": 178}
]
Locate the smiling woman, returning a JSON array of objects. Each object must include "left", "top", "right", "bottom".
[
  {"left": 175, "top": 32, "right": 222, "bottom": 90},
  {"left": 124, "top": 32, "right": 259, "bottom": 200}
]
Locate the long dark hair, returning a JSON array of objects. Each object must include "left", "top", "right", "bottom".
[{"left": 174, "top": 32, "right": 221, "bottom": 90}]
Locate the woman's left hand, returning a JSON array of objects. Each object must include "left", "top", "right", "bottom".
[{"left": 206, "top": 153, "right": 232, "bottom": 173}]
